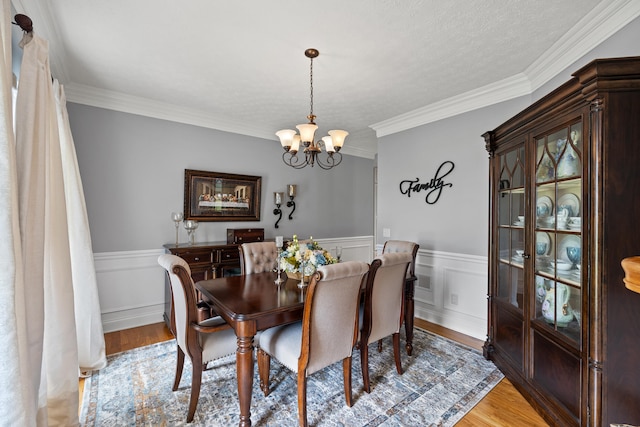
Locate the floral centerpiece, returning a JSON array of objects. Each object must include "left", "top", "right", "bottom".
[{"left": 279, "top": 235, "right": 338, "bottom": 281}]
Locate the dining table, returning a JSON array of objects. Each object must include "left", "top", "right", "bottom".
[{"left": 194, "top": 269, "right": 417, "bottom": 427}]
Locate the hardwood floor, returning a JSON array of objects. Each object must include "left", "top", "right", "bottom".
[{"left": 82, "top": 320, "right": 548, "bottom": 426}]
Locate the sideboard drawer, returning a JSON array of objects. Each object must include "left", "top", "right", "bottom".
[
  {"left": 219, "top": 247, "right": 240, "bottom": 262},
  {"left": 179, "top": 249, "right": 212, "bottom": 265}
]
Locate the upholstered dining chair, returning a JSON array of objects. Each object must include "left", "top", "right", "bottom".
[
  {"left": 360, "top": 252, "right": 413, "bottom": 393},
  {"left": 158, "top": 254, "right": 238, "bottom": 423},
  {"left": 381, "top": 239, "right": 419, "bottom": 354},
  {"left": 239, "top": 241, "right": 279, "bottom": 275},
  {"left": 382, "top": 240, "right": 419, "bottom": 279},
  {"left": 257, "top": 261, "right": 370, "bottom": 427}
]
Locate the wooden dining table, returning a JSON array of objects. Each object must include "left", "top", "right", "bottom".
[
  {"left": 194, "top": 270, "right": 417, "bottom": 427},
  {"left": 195, "top": 271, "right": 306, "bottom": 426}
]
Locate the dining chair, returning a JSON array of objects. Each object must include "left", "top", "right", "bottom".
[
  {"left": 239, "top": 241, "right": 279, "bottom": 275},
  {"left": 158, "top": 254, "right": 238, "bottom": 423},
  {"left": 381, "top": 240, "right": 419, "bottom": 353},
  {"left": 257, "top": 261, "right": 370, "bottom": 427},
  {"left": 360, "top": 252, "right": 413, "bottom": 393},
  {"left": 382, "top": 240, "right": 419, "bottom": 279}
]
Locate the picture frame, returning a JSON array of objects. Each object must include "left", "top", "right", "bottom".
[{"left": 184, "top": 169, "right": 262, "bottom": 222}]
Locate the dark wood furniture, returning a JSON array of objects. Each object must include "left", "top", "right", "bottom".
[
  {"left": 158, "top": 254, "right": 237, "bottom": 422},
  {"left": 163, "top": 241, "right": 243, "bottom": 333},
  {"left": 483, "top": 56, "right": 640, "bottom": 426},
  {"left": 195, "top": 272, "right": 306, "bottom": 427}
]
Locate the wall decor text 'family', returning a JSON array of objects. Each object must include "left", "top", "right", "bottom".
[{"left": 399, "top": 161, "right": 455, "bottom": 204}]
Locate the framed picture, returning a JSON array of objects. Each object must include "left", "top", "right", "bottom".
[{"left": 184, "top": 169, "right": 261, "bottom": 221}]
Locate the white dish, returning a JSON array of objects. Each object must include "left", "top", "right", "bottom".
[
  {"left": 557, "top": 193, "right": 580, "bottom": 217},
  {"left": 536, "top": 196, "right": 553, "bottom": 218},
  {"left": 554, "top": 260, "right": 573, "bottom": 271},
  {"left": 558, "top": 235, "right": 581, "bottom": 263}
]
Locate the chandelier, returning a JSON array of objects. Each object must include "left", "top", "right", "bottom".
[{"left": 276, "top": 48, "right": 348, "bottom": 170}]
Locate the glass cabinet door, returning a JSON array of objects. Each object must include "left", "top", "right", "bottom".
[
  {"left": 497, "top": 145, "right": 526, "bottom": 309},
  {"left": 534, "top": 122, "right": 582, "bottom": 344}
]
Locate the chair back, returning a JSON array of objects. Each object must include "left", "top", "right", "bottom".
[
  {"left": 362, "top": 252, "right": 413, "bottom": 345},
  {"left": 239, "top": 241, "right": 278, "bottom": 274},
  {"left": 301, "top": 261, "right": 369, "bottom": 375},
  {"left": 382, "top": 240, "right": 419, "bottom": 278},
  {"left": 158, "top": 254, "right": 198, "bottom": 356}
]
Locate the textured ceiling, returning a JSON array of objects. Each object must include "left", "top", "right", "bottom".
[{"left": 10, "top": 0, "right": 638, "bottom": 158}]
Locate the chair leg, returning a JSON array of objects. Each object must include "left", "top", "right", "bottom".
[
  {"left": 392, "top": 332, "right": 403, "bottom": 375},
  {"left": 187, "top": 353, "right": 203, "bottom": 423},
  {"left": 342, "top": 357, "right": 353, "bottom": 407},
  {"left": 297, "top": 370, "right": 308, "bottom": 427},
  {"left": 257, "top": 349, "right": 271, "bottom": 396},
  {"left": 173, "top": 346, "right": 185, "bottom": 391},
  {"left": 377, "top": 339, "right": 383, "bottom": 353},
  {"left": 360, "top": 341, "right": 371, "bottom": 393}
]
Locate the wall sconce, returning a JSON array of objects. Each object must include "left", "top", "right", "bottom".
[
  {"left": 273, "top": 192, "right": 284, "bottom": 228},
  {"left": 287, "top": 184, "right": 297, "bottom": 220}
]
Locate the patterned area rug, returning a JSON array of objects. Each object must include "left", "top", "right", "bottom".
[{"left": 80, "top": 328, "right": 502, "bottom": 426}]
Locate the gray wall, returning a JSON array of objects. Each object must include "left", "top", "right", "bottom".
[
  {"left": 377, "top": 97, "right": 529, "bottom": 256},
  {"left": 68, "top": 104, "right": 374, "bottom": 253},
  {"left": 377, "top": 15, "right": 640, "bottom": 257}
]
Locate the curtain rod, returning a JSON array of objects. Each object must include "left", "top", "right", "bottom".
[{"left": 12, "top": 14, "right": 33, "bottom": 33}]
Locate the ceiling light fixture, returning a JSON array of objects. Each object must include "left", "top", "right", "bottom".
[{"left": 276, "top": 48, "right": 348, "bottom": 170}]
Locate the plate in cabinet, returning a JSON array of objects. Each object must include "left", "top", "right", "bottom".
[{"left": 557, "top": 193, "right": 580, "bottom": 217}]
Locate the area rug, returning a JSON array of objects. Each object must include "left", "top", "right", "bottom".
[{"left": 80, "top": 328, "right": 502, "bottom": 426}]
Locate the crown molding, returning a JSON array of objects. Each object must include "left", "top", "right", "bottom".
[
  {"left": 371, "top": 0, "right": 640, "bottom": 138},
  {"left": 526, "top": 0, "right": 640, "bottom": 91},
  {"left": 370, "top": 73, "right": 531, "bottom": 137},
  {"left": 63, "top": 83, "right": 272, "bottom": 140}
]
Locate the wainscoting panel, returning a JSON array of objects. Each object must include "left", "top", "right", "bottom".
[
  {"left": 413, "top": 249, "right": 488, "bottom": 340},
  {"left": 94, "top": 249, "right": 166, "bottom": 333},
  {"left": 95, "top": 236, "right": 374, "bottom": 332}
]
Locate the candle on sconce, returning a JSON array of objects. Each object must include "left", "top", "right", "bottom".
[
  {"left": 288, "top": 184, "right": 296, "bottom": 197},
  {"left": 275, "top": 236, "right": 283, "bottom": 248},
  {"left": 274, "top": 192, "right": 283, "bottom": 205}
]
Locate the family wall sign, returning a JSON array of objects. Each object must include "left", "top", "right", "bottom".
[{"left": 398, "top": 160, "right": 455, "bottom": 204}]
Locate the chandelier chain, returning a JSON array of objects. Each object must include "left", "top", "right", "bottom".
[{"left": 309, "top": 57, "right": 314, "bottom": 118}]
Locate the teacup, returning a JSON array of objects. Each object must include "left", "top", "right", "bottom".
[
  {"left": 536, "top": 205, "right": 550, "bottom": 217},
  {"left": 517, "top": 215, "right": 525, "bottom": 223},
  {"left": 569, "top": 216, "right": 581, "bottom": 225},
  {"left": 566, "top": 246, "right": 581, "bottom": 265},
  {"left": 556, "top": 217, "right": 568, "bottom": 229},
  {"left": 536, "top": 242, "right": 548, "bottom": 256}
]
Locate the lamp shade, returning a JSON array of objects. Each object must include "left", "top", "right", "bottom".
[
  {"left": 276, "top": 129, "right": 297, "bottom": 149},
  {"left": 296, "top": 123, "right": 318, "bottom": 143},
  {"left": 322, "top": 136, "right": 335, "bottom": 153},
  {"left": 328, "top": 130, "right": 348, "bottom": 149},
  {"left": 291, "top": 135, "right": 301, "bottom": 153}
]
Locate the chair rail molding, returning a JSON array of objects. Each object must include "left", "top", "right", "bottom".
[
  {"left": 400, "top": 247, "right": 488, "bottom": 340},
  {"left": 94, "top": 236, "right": 374, "bottom": 332}
]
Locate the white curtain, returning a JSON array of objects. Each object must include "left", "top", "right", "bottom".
[
  {"left": 54, "top": 80, "right": 107, "bottom": 373},
  {"left": 0, "top": 1, "right": 32, "bottom": 425},
  {"left": 0, "top": 2, "right": 107, "bottom": 424}
]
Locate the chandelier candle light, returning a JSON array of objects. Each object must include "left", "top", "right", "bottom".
[{"left": 276, "top": 48, "right": 348, "bottom": 170}]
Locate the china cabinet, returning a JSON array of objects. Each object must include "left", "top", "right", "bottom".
[{"left": 483, "top": 57, "right": 640, "bottom": 426}]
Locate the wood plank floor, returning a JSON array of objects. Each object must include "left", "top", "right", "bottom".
[{"left": 81, "top": 320, "right": 549, "bottom": 426}]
